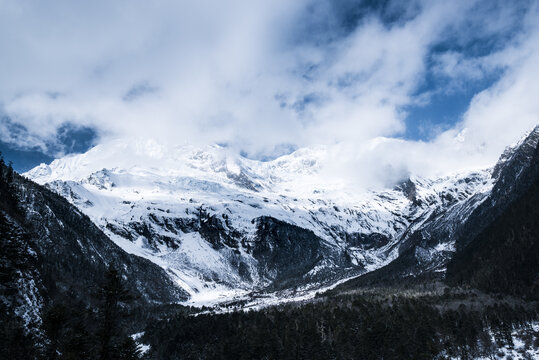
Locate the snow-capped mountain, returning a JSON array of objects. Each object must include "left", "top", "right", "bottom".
[
  {"left": 0, "top": 160, "right": 188, "bottom": 336},
  {"left": 24, "top": 126, "right": 539, "bottom": 305}
]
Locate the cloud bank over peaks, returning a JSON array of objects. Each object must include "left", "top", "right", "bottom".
[{"left": 0, "top": 0, "right": 538, "bottom": 188}]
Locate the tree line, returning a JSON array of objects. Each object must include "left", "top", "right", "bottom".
[{"left": 143, "top": 290, "right": 538, "bottom": 360}]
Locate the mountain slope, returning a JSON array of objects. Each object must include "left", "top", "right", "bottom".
[
  {"left": 446, "top": 130, "right": 539, "bottom": 298},
  {"left": 0, "top": 161, "right": 187, "bottom": 334},
  {"left": 332, "top": 125, "right": 539, "bottom": 292}
]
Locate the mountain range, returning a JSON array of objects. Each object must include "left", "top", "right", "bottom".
[
  {"left": 1, "top": 125, "right": 538, "bottom": 359},
  {"left": 18, "top": 125, "right": 539, "bottom": 305}
]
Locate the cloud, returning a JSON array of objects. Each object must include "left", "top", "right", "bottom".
[
  {"left": 432, "top": 2, "right": 539, "bottom": 166},
  {"left": 0, "top": 0, "right": 538, "bottom": 188},
  {"left": 122, "top": 82, "right": 159, "bottom": 103}
]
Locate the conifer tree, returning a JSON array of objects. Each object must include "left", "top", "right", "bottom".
[
  {"left": 6, "top": 160, "right": 13, "bottom": 183},
  {"left": 97, "top": 264, "right": 138, "bottom": 360}
]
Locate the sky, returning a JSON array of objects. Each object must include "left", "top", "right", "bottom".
[{"left": 0, "top": 0, "right": 538, "bottom": 187}]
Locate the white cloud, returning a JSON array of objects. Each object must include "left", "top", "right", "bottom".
[{"left": 0, "top": 0, "right": 538, "bottom": 188}]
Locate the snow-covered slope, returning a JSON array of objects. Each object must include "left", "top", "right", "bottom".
[{"left": 26, "top": 138, "right": 496, "bottom": 305}]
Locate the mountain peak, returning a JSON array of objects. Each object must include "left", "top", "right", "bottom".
[{"left": 492, "top": 124, "right": 539, "bottom": 179}]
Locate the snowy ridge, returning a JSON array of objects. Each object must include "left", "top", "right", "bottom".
[{"left": 26, "top": 138, "right": 495, "bottom": 305}]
